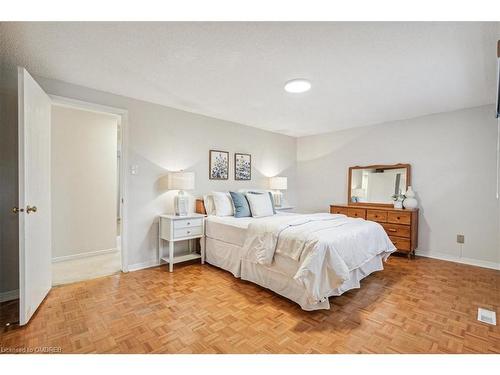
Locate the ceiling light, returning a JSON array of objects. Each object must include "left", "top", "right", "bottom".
[{"left": 284, "top": 79, "right": 311, "bottom": 93}]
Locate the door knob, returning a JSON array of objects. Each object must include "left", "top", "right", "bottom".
[
  {"left": 12, "top": 206, "right": 24, "bottom": 214},
  {"left": 26, "top": 205, "right": 37, "bottom": 214}
]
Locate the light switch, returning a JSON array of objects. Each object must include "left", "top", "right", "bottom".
[{"left": 130, "top": 165, "right": 139, "bottom": 175}]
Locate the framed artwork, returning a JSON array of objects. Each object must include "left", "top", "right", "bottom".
[
  {"left": 209, "top": 150, "right": 229, "bottom": 180},
  {"left": 235, "top": 153, "right": 251, "bottom": 180}
]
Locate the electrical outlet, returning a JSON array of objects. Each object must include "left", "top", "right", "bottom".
[{"left": 457, "top": 234, "right": 465, "bottom": 244}]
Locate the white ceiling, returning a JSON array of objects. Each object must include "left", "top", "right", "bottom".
[{"left": 2, "top": 22, "right": 499, "bottom": 137}]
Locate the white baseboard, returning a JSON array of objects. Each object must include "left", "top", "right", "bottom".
[
  {"left": 52, "top": 248, "right": 119, "bottom": 263},
  {"left": 415, "top": 250, "right": 500, "bottom": 270},
  {"left": 0, "top": 289, "right": 19, "bottom": 303},
  {"left": 128, "top": 259, "right": 159, "bottom": 272}
]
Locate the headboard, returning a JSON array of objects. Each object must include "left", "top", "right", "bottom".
[{"left": 195, "top": 199, "right": 207, "bottom": 214}]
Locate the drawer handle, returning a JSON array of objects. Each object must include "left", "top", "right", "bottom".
[
  {"left": 187, "top": 230, "right": 191, "bottom": 234},
  {"left": 187, "top": 222, "right": 191, "bottom": 225},
  {"left": 388, "top": 228, "right": 397, "bottom": 232}
]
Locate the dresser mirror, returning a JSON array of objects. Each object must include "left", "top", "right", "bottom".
[{"left": 348, "top": 164, "right": 411, "bottom": 206}]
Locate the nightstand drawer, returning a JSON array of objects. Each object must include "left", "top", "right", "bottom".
[
  {"left": 174, "top": 218, "right": 203, "bottom": 229},
  {"left": 173, "top": 226, "right": 202, "bottom": 239}
]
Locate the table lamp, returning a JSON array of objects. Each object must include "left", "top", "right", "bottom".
[
  {"left": 167, "top": 171, "right": 195, "bottom": 216},
  {"left": 269, "top": 176, "right": 287, "bottom": 207}
]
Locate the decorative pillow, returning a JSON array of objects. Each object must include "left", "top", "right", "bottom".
[
  {"left": 246, "top": 192, "right": 274, "bottom": 218},
  {"left": 203, "top": 194, "right": 217, "bottom": 216},
  {"left": 229, "top": 192, "right": 251, "bottom": 218},
  {"left": 247, "top": 191, "right": 276, "bottom": 214},
  {"left": 212, "top": 192, "right": 234, "bottom": 216},
  {"left": 238, "top": 188, "right": 271, "bottom": 195}
]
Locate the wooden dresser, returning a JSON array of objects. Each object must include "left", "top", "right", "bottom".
[{"left": 330, "top": 204, "right": 418, "bottom": 258}]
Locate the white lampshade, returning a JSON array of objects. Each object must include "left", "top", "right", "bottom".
[
  {"left": 269, "top": 176, "right": 287, "bottom": 190},
  {"left": 167, "top": 171, "right": 195, "bottom": 191}
]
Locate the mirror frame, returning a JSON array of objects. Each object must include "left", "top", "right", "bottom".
[{"left": 347, "top": 163, "right": 412, "bottom": 207}]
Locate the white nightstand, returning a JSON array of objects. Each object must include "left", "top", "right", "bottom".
[{"left": 158, "top": 213, "right": 206, "bottom": 272}]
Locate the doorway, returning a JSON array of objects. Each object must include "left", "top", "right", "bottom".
[
  {"left": 50, "top": 97, "right": 127, "bottom": 285},
  {"left": 1, "top": 68, "right": 129, "bottom": 326}
]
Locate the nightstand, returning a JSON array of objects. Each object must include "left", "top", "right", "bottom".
[{"left": 158, "top": 213, "right": 206, "bottom": 272}]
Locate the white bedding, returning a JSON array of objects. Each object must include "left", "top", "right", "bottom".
[
  {"left": 205, "top": 213, "right": 298, "bottom": 247},
  {"left": 204, "top": 212, "right": 395, "bottom": 310},
  {"left": 205, "top": 216, "right": 253, "bottom": 246},
  {"left": 241, "top": 213, "right": 396, "bottom": 305}
]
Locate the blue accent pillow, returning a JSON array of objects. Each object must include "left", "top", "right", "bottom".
[
  {"left": 247, "top": 191, "right": 276, "bottom": 214},
  {"left": 229, "top": 192, "right": 251, "bottom": 218}
]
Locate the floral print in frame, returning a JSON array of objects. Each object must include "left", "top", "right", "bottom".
[
  {"left": 234, "top": 153, "right": 251, "bottom": 180},
  {"left": 209, "top": 150, "right": 229, "bottom": 180}
]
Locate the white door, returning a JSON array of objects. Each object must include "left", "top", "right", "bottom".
[{"left": 18, "top": 67, "right": 52, "bottom": 326}]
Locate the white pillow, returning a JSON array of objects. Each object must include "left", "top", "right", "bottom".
[
  {"left": 203, "top": 194, "right": 217, "bottom": 216},
  {"left": 212, "top": 192, "right": 234, "bottom": 217},
  {"left": 238, "top": 188, "right": 273, "bottom": 195},
  {"left": 246, "top": 193, "right": 274, "bottom": 218}
]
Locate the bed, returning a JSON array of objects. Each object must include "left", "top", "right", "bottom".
[{"left": 199, "top": 199, "right": 396, "bottom": 311}]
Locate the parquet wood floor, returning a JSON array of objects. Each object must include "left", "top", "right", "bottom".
[{"left": 1, "top": 256, "right": 499, "bottom": 354}]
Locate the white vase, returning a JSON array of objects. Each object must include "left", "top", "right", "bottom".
[
  {"left": 403, "top": 186, "right": 418, "bottom": 209},
  {"left": 405, "top": 186, "right": 415, "bottom": 198}
]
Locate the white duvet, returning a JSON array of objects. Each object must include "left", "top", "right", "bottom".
[{"left": 241, "top": 213, "right": 396, "bottom": 304}]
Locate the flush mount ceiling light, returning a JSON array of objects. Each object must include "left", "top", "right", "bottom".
[{"left": 284, "top": 79, "right": 311, "bottom": 93}]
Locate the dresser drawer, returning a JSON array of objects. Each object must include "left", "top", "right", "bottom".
[
  {"left": 174, "top": 218, "right": 203, "bottom": 229},
  {"left": 387, "top": 211, "right": 411, "bottom": 225},
  {"left": 347, "top": 208, "right": 366, "bottom": 219},
  {"left": 382, "top": 223, "right": 411, "bottom": 238},
  {"left": 389, "top": 236, "right": 411, "bottom": 252},
  {"left": 366, "top": 210, "right": 387, "bottom": 223},
  {"left": 330, "top": 206, "right": 348, "bottom": 215},
  {"left": 173, "top": 226, "right": 203, "bottom": 239}
]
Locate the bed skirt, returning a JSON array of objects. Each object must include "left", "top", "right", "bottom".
[
  {"left": 204, "top": 237, "right": 242, "bottom": 277},
  {"left": 204, "top": 236, "right": 386, "bottom": 311},
  {"left": 241, "top": 254, "right": 384, "bottom": 310}
]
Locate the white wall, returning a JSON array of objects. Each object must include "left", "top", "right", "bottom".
[
  {"left": 36, "top": 76, "right": 297, "bottom": 269},
  {"left": 5, "top": 70, "right": 498, "bottom": 279},
  {"left": 51, "top": 105, "right": 118, "bottom": 259},
  {"left": 297, "top": 105, "right": 500, "bottom": 268}
]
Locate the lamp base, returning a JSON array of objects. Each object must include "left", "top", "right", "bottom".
[
  {"left": 174, "top": 191, "right": 189, "bottom": 216},
  {"left": 273, "top": 191, "right": 283, "bottom": 207}
]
